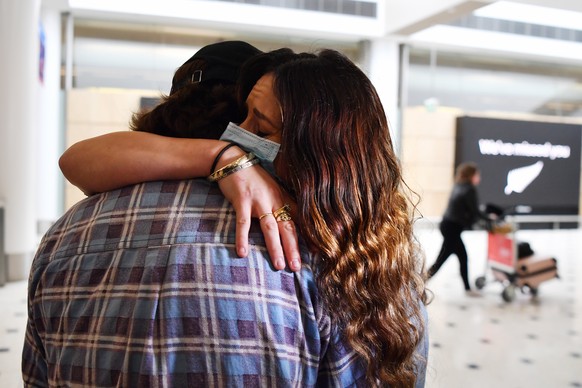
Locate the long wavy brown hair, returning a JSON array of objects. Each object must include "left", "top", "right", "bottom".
[{"left": 274, "top": 50, "right": 427, "bottom": 387}]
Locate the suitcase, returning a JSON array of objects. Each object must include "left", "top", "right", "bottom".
[
  {"left": 480, "top": 228, "right": 560, "bottom": 302},
  {"left": 515, "top": 256, "right": 558, "bottom": 290}
]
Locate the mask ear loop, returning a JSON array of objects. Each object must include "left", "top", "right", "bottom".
[
  {"left": 278, "top": 103, "right": 284, "bottom": 127},
  {"left": 277, "top": 103, "right": 284, "bottom": 153}
]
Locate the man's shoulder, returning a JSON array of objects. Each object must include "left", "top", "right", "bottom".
[
  {"left": 36, "top": 179, "right": 226, "bottom": 261},
  {"left": 72, "top": 179, "right": 215, "bottom": 214}
]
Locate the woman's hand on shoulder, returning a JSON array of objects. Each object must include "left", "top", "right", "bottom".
[{"left": 215, "top": 147, "right": 301, "bottom": 272}]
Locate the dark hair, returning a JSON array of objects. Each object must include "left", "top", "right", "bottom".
[
  {"left": 455, "top": 162, "right": 479, "bottom": 184},
  {"left": 130, "top": 49, "right": 300, "bottom": 139},
  {"left": 237, "top": 48, "right": 300, "bottom": 106},
  {"left": 130, "top": 59, "right": 244, "bottom": 139},
  {"left": 274, "top": 49, "right": 426, "bottom": 387}
]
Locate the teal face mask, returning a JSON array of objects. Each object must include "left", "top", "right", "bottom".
[{"left": 220, "top": 122, "right": 280, "bottom": 177}]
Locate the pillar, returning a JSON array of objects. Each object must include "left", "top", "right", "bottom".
[
  {"left": 0, "top": 0, "right": 42, "bottom": 280},
  {"left": 37, "top": 7, "right": 64, "bottom": 232},
  {"left": 361, "top": 38, "right": 403, "bottom": 154}
]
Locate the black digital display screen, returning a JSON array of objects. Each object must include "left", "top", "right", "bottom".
[{"left": 455, "top": 116, "right": 581, "bottom": 215}]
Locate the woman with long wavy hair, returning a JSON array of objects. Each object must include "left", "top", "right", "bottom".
[
  {"left": 60, "top": 48, "right": 428, "bottom": 386},
  {"left": 274, "top": 50, "right": 427, "bottom": 386}
]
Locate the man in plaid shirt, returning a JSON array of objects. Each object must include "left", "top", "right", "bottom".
[
  {"left": 24, "top": 42, "right": 428, "bottom": 386},
  {"left": 22, "top": 178, "right": 373, "bottom": 387}
]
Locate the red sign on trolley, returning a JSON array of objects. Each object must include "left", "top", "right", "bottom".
[{"left": 487, "top": 232, "right": 515, "bottom": 272}]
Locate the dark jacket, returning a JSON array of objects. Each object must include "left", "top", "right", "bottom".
[{"left": 442, "top": 182, "right": 486, "bottom": 229}]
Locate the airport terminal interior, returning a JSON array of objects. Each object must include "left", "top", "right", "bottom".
[{"left": 1, "top": 0, "right": 582, "bottom": 386}]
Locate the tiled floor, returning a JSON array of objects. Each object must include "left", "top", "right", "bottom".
[
  {"left": 420, "top": 226, "right": 582, "bottom": 388},
  {"left": 1, "top": 227, "right": 581, "bottom": 387},
  {"left": 0, "top": 280, "right": 28, "bottom": 388}
]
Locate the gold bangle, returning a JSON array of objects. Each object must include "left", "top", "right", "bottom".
[
  {"left": 224, "top": 159, "right": 259, "bottom": 179},
  {"left": 207, "top": 153, "right": 258, "bottom": 182}
]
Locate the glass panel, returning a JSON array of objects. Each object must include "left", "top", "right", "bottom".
[{"left": 407, "top": 47, "right": 582, "bottom": 117}]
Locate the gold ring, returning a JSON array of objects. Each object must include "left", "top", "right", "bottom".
[
  {"left": 272, "top": 204, "right": 291, "bottom": 220},
  {"left": 259, "top": 213, "right": 273, "bottom": 220},
  {"left": 275, "top": 211, "right": 292, "bottom": 222}
]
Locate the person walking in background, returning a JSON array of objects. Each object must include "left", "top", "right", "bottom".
[{"left": 428, "top": 162, "right": 489, "bottom": 297}]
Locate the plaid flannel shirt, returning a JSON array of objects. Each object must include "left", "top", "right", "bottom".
[{"left": 22, "top": 179, "right": 376, "bottom": 387}]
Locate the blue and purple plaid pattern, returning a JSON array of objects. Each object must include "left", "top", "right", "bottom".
[{"left": 22, "top": 179, "right": 370, "bottom": 387}]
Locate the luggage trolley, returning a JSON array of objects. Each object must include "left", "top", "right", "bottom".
[{"left": 475, "top": 219, "right": 559, "bottom": 302}]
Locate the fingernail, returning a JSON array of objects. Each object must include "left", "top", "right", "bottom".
[
  {"left": 291, "top": 259, "right": 300, "bottom": 270},
  {"left": 238, "top": 247, "right": 247, "bottom": 257},
  {"left": 277, "top": 259, "right": 285, "bottom": 269}
]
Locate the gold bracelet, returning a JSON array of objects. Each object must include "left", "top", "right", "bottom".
[
  {"left": 207, "top": 153, "right": 258, "bottom": 182},
  {"left": 218, "top": 159, "right": 260, "bottom": 181}
]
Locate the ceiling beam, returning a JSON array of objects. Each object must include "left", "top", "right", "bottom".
[{"left": 384, "top": 0, "right": 492, "bottom": 36}]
